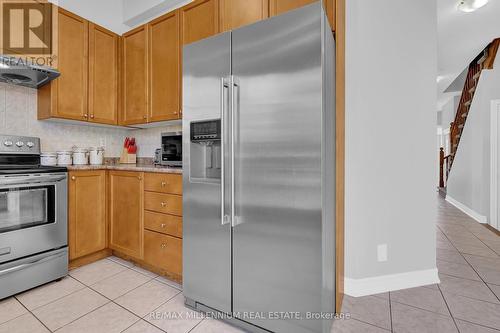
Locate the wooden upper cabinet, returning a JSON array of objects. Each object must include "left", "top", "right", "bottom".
[
  {"left": 54, "top": 9, "right": 89, "bottom": 121},
  {"left": 109, "top": 171, "right": 144, "bottom": 259},
  {"left": 220, "top": 0, "right": 268, "bottom": 32},
  {"left": 180, "top": 0, "right": 219, "bottom": 45},
  {"left": 68, "top": 171, "right": 107, "bottom": 260},
  {"left": 148, "top": 12, "right": 181, "bottom": 122},
  {"left": 89, "top": 23, "right": 119, "bottom": 125},
  {"left": 122, "top": 25, "right": 148, "bottom": 125},
  {"left": 269, "top": 0, "right": 335, "bottom": 30}
]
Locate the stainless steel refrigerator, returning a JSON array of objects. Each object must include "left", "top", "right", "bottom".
[{"left": 182, "top": 3, "right": 335, "bottom": 333}]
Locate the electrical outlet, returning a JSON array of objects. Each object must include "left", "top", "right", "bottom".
[{"left": 377, "top": 244, "right": 388, "bottom": 262}]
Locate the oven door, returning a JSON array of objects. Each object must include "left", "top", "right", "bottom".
[{"left": 0, "top": 173, "right": 67, "bottom": 264}]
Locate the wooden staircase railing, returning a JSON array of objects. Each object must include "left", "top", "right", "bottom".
[{"left": 439, "top": 38, "right": 500, "bottom": 188}]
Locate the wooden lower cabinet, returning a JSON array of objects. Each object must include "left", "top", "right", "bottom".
[
  {"left": 109, "top": 171, "right": 144, "bottom": 259},
  {"left": 68, "top": 170, "right": 107, "bottom": 261},
  {"left": 145, "top": 211, "right": 182, "bottom": 238},
  {"left": 144, "top": 230, "right": 182, "bottom": 277},
  {"left": 68, "top": 170, "right": 183, "bottom": 281}
]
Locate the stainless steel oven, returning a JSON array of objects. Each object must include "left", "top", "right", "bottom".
[
  {"left": 0, "top": 135, "right": 68, "bottom": 299},
  {"left": 161, "top": 132, "right": 182, "bottom": 166}
]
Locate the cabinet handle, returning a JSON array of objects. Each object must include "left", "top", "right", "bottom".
[
  {"left": 161, "top": 202, "right": 167, "bottom": 207},
  {"left": 160, "top": 223, "right": 166, "bottom": 228},
  {"left": 161, "top": 243, "right": 166, "bottom": 248},
  {"left": 71, "top": 176, "right": 76, "bottom": 180},
  {"left": 161, "top": 181, "right": 167, "bottom": 187}
]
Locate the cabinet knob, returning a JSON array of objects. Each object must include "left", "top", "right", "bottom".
[
  {"left": 71, "top": 176, "right": 76, "bottom": 180},
  {"left": 161, "top": 181, "right": 167, "bottom": 187},
  {"left": 83, "top": 114, "right": 88, "bottom": 118},
  {"left": 161, "top": 243, "right": 166, "bottom": 248},
  {"left": 173, "top": 111, "right": 178, "bottom": 115},
  {"left": 161, "top": 202, "right": 167, "bottom": 207},
  {"left": 160, "top": 223, "right": 166, "bottom": 228},
  {"left": 138, "top": 176, "right": 142, "bottom": 180},
  {"left": 143, "top": 115, "right": 147, "bottom": 120},
  {"left": 90, "top": 114, "right": 94, "bottom": 119}
]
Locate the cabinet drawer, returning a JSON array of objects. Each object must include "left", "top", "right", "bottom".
[
  {"left": 144, "top": 211, "right": 182, "bottom": 238},
  {"left": 144, "top": 173, "right": 182, "bottom": 195},
  {"left": 144, "top": 192, "right": 182, "bottom": 216},
  {"left": 144, "top": 230, "right": 182, "bottom": 276}
]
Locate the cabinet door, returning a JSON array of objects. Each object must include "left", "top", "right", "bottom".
[
  {"left": 109, "top": 171, "right": 144, "bottom": 259},
  {"left": 148, "top": 12, "right": 181, "bottom": 122},
  {"left": 69, "top": 171, "right": 106, "bottom": 260},
  {"left": 269, "top": 0, "right": 335, "bottom": 30},
  {"left": 180, "top": 0, "right": 219, "bottom": 45},
  {"left": 144, "top": 230, "right": 182, "bottom": 276},
  {"left": 89, "top": 23, "right": 118, "bottom": 125},
  {"left": 55, "top": 9, "right": 88, "bottom": 121},
  {"left": 122, "top": 25, "right": 148, "bottom": 125},
  {"left": 220, "top": 0, "right": 268, "bottom": 31}
]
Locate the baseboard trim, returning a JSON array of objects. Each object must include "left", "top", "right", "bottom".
[
  {"left": 344, "top": 268, "right": 439, "bottom": 297},
  {"left": 445, "top": 195, "right": 488, "bottom": 224}
]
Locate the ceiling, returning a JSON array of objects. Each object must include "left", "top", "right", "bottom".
[
  {"left": 49, "top": 0, "right": 192, "bottom": 34},
  {"left": 438, "top": 0, "right": 500, "bottom": 109}
]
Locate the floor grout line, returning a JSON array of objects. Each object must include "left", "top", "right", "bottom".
[
  {"left": 437, "top": 284, "right": 460, "bottom": 332},
  {"left": 13, "top": 296, "right": 53, "bottom": 333},
  {"left": 388, "top": 292, "right": 394, "bottom": 333},
  {"left": 438, "top": 223, "right": 500, "bottom": 305}
]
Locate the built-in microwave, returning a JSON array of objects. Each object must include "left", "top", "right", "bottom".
[{"left": 161, "top": 132, "right": 182, "bottom": 166}]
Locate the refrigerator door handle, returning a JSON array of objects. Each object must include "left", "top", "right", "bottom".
[
  {"left": 231, "top": 76, "right": 242, "bottom": 227},
  {"left": 221, "top": 77, "right": 231, "bottom": 225}
]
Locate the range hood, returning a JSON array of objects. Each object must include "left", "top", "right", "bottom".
[{"left": 0, "top": 56, "right": 60, "bottom": 89}]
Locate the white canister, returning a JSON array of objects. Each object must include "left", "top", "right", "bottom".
[
  {"left": 40, "top": 152, "right": 57, "bottom": 166},
  {"left": 56, "top": 151, "right": 72, "bottom": 165},
  {"left": 89, "top": 147, "right": 104, "bottom": 165},
  {"left": 72, "top": 147, "right": 89, "bottom": 165}
]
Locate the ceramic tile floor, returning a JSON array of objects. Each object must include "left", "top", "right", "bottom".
[
  {"left": 1, "top": 195, "right": 500, "bottom": 333},
  {"left": 333, "top": 195, "right": 500, "bottom": 333}
]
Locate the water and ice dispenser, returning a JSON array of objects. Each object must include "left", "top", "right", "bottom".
[{"left": 189, "top": 119, "right": 221, "bottom": 181}]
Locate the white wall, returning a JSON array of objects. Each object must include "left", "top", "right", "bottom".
[
  {"left": 446, "top": 59, "right": 500, "bottom": 222},
  {"left": 344, "top": 0, "right": 438, "bottom": 295}
]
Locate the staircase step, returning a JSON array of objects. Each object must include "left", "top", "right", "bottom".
[
  {"left": 469, "top": 86, "right": 476, "bottom": 94},
  {"left": 464, "top": 100, "right": 472, "bottom": 107},
  {"left": 478, "top": 51, "right": 488, "bottom": 64},
  {"left": 455, "top": 134, "right": 461, "bottom": 139},
  {"left": 461, "top": 112, "right": 468, "bottom": 118},
  {"left": 458, "top": 124, "right": 464, "bottom": 129},
  {"left": 473, "top": 72, "right": 481, "bottom": 80}
]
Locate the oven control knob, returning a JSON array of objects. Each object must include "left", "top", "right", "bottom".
[
  {"left": 4, "top": 141, "right": 12, "bottom": 147},
  {"left": 26, "top": 142, "right": 34, "bottom": 148},
  {"left": 16, "top": 141, "right": 24, "bottom": 147}
]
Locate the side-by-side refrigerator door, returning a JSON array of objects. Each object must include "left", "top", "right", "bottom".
[
  {"left": 231, "top": 3, "right": 324, "bottom": 333},
  {"left": 182, "top": 32, "right": 232, "bottom": 314}
]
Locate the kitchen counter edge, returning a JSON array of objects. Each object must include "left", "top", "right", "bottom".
[{"left": 66, "top": 164, "right": 182, "bottom": 174}]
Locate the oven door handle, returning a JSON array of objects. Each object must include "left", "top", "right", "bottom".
[
  {"left": 0, "top": 251, "right": 66, "bottom": 277},
  {"left": 0, "top": 174, "right": 66, "bottom": 187}
]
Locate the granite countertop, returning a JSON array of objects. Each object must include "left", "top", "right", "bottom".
[{"left": 66, "top": 158, "right": 182, "bottom": 174}]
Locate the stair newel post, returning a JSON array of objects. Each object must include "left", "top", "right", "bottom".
[
  {"left": 439, "top": 147, "right": 445, "bottom": 188},
  {"left": 450, "top": 122, "right": 455, "bottom": 155}
]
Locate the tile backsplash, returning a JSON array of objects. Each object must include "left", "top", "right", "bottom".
[{"left": 0, "top": 83, "right": 180, "bottom": 158}]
